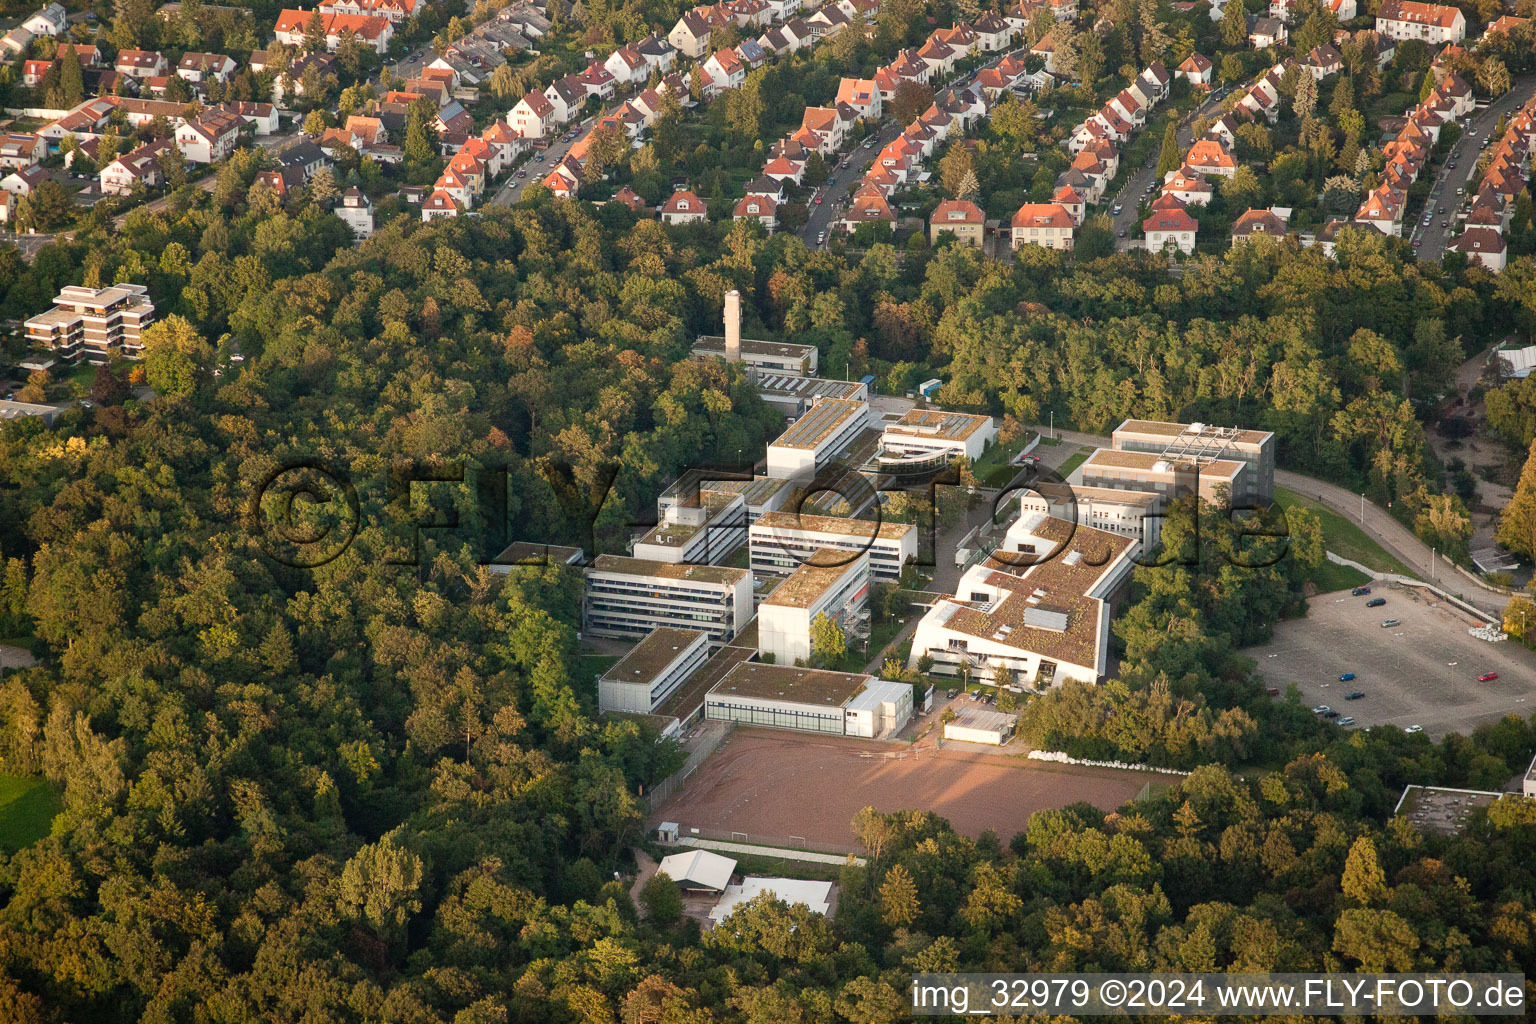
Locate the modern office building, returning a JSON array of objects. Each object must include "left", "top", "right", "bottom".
[
  {"left": 632, "top": 491, "right": 747, "bottom": 564},
  {"left": 25, "top": 284, "right": 156, "bottom": 364},
  {"left": 750, "top": 511, "right": 915, "bottom": 582},
  {"left": 659, "top": 471, "right": 798, "bottom": 526},
  {"left": 1017, "top": 483, "right": 1162, "bottom": 551},
  {"left": 704, "top": 662, "right": 912, "bottom": 738},
  {"left": 765, "top": 397, "right": 872, "bottom": 479},
  {"left": 880, "top": 408, "right": 997, "bottom": 462},
  {"left": 908, "top": 514, "right": 1139, "bottom": 688},
  {"left": 597, "top": 627, "right": 710, "bottom": 713},
  {"left": 1109, "top": 419, "right": 1276, "bottom": 505},
  {"left": 756, "top": 375, "right": 868, "bottom": 417},
  {"left": 757, "top": 549, "right": 870, "bottom": 664},
  {"left": 583, "top": 555, "right": 752, "bottom": 642},
  {"left": 1076, "top": 448, "right": 1247, "bottom": 510}
]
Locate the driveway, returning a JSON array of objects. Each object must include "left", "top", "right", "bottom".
[{"left": 1409, "top": 75, "right": 1536, "bottom": 259}]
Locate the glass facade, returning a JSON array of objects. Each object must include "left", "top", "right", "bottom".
[{"left": 705, "top": 698, "right": 845, "bottom": 734}]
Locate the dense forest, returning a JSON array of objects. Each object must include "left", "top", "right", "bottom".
[{"left": 3, "top": 170, "right": 1536, "bottom": 1022}]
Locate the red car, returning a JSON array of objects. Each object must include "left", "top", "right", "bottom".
[{"left": 1478, "top": 673, "right": 1499, "bottom": 682}]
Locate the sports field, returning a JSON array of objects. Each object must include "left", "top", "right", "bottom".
[{"left": 650, "top": 729, "right": 1151, "bottom": 851}]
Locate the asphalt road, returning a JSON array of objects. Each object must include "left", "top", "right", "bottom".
[
  {"left": 491, "top": 113, "right": 602, "bottom": 204},
  {"left": 1110, "top": 85, "right": 1232, "bottom": 247},
  {"left": 1409, "top": 75, "right": 1536, "bottom": 259},
  {"left": 1025, "top": 423, "right": 1511, "bottom": 617},
  {"left": 798, "top": 48, "right": 1026, "bottom": 246}
]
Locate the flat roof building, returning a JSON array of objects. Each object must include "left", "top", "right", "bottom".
[
  {"left": 705, "top": 662, "right": 911, "bottom": 738},
  {"left": 633, "top": 491, "right": 746, "bottom": 565},
  {"left": 758, "top": 549, "right": 870, "bottom": 664},
  {"left": 880, "top": 408, "right": 997, "bottom": 462},
  {"left": 908, "top": 515, "right": 1138, "bottom": 688},
  {"left": 1110, "top": 419, "right": 1275, "bottom": 505},
  {"left": 25, "top": 283, "right": 156, "bottom": 365},
  {"left": 943, "top": 706, "right": 1017, "bottom": 745},
  {"left": 755, "top": 375, "right": 868, "bottom": 417},
  {"left": 659, "top": 470, "right": 797, "bottom": 525},
  {"left": 598, "top": 627, "right": 710, "bottom": 714},
  {"left": 488, "top": 541, "right": 585, "bottom": 572},
  {"left": 1019, "top": 482, "right": 1162, "bottom": 551},
  {"left": 1077, "top": 448, "right": 1247, "bottom": 510},
  {"left": 584, "top": 555, "right": 753, "bottom": 643},
  {"left": 692, "top": 290, "right": 819, "bottom": 377},
  {"left": 765, "top": 397, "right": 872, "bottom": 479},
  {"left": 750, "top": 511, "right": 915, "bottom": 582}
]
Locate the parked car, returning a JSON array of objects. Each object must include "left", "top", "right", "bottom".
[
  {"left": 1323, "top": 710, "right": 1341, "bottom": 719},
  {"left": 1266, "top": 686, "right": 1280, "bottom": 696},
  {"left": 1405, "top": 725, "right": 1423, "bottom": 734},
  {"left": 1351, "top": 586, "right": 1371, "bottom": 596},
  {"left": 1339, "top": 672, "right": 1356, "bottom": 681},
  {"left": 1111, "top": 204, "right": 1122, "bottom": 215},
  {"left": 1338, "top": 717, "right": 1356, "bottom": 726},
  {"left": 1380, "top": 618, "right": 1400, "bottom": 628},
  {"left": 1312, "top": 705, "right": 1331, "bottom": 714},
  {"left": 1117, "top": 228, "right": 1127, "bottom": 237},
  {"left": 1346, "top": 691, "right": 1366, "bottom": 700},
  {"left": 1366, "top": 598, "right": 1386, "bottom": 608},
  {"left": 1478, "top": 672, "right": 1499, "bottom": 682}
]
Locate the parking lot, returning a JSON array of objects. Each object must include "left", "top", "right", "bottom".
[{"left": 1247, "top": 583, "right": 1536, "bottom": 739}]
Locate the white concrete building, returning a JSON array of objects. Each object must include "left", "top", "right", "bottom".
[
  {"left": 880, "top": 408, "right": 997, "bottom": 463},
  {"left": 335, "top": 187, "right": 374, "bottom": 239},
  {"left": 705, "top": 662, "right": 911, "bottom": 738},
  {"left": 750, "top": 512, "right": 915, "bottom": 582},
  {"left": 584, "top": 555, "right": 752, "bottom": 642},
  {"left": 691, "top": 290, "right": 819, "bottom": 376},
  {"left": 758, "top": 550, "right": 870, "bottom": 665},
  {"left": 1376, "top": 0, "right": 1465, "bottom": 44},
  {"left": 632, "top": 490, "right": 747, "bottom": 565},
  {"left": 943, "top": 707, "right": 1017, "bottom": 745},
  {"left": 765, "top": 398, "right": 872, "bottom": 479},
  {"left": 907, "top": 515, "right": 1139, "bottom": 689},
  {"left": 597, "top": 627, "right": 709, "bottom": 713}
]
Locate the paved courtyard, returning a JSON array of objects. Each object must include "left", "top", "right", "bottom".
[{"left": 1246, "top": 583, "right": 1536, "bottom": 739}]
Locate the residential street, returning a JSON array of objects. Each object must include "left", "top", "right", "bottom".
[
  {"left": 1110, "top": 83, "right": 1231, "bottom": 246},
  {"left": 1410, "top": 75, "right": 1536, "bottom": 259},
  {"left": 491, "top": 114, "right": 600, "bottom": 205}
]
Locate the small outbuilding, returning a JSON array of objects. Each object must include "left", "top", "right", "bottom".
[
  {"left": 943, "top": 707, "right": 1017, "bottom": 746},
  {"left": 656, "top": 849, "right": 736, "bottom": 893}
]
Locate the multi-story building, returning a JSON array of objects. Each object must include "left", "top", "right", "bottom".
[
  {"left": 1076, "top": 448, "right": 1247, "bottom": 510},
  {"left": 632, "top": 491, "right": 748, "bottom": 565},
  {"left": 597, "top": 627, "right": 710, "bottom": 713},
  {"left": 750, "top": 512, "right": 915, "bottom": 582},
  {"left": 1110, "top": 419, "right": 1276, "bottom": 506},
  {"left": 880, "top": 408, "right": 997, "bottom": 463},
  {"left": 25, "top": 284, "right": 156, "bottom": 364},
  {"left": 704, "top": 662, "right": 911, "bottom": 738},
  {"left": 758, "top": 549, "right": 870, "bottom": 664},
  {"left": 908, "top": 514, "right": 1139, "bottom": 688},
  {"left": 765, "top": 397, "right": 872, "bottom": 479},
  {"left": 583, "top": 555, "right": 752, "bottom": 642},
  {"left": 1375, "top": 0, "right": 1465, "bottom": 44},
  {"left": 1017, "top": 482, "right": 1162, "bottom": 551}
]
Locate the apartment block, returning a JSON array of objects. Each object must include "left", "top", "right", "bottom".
[
  {"left": 584, "top": 555, "right": 752, "bottom": 642},
  {"left": 25, "top": 284, "right": 156, "bottom": 364}
]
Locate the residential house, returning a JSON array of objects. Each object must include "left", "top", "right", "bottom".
[
  {"left": 1249, "top": 16, "right": 1286, "bottom": 47},
  {"left": 1185, "top": 138, "right": 1237, "bottom": 177},
  {"left": 1178, "top": 52, "right": 1213, "bottom": 88},
  {"left": 1375, "top": 0, "right": 1464, "bottom": 44},
  {"left": 98, "top": 138, "right": 174, "bottom": 195},
  {"left": 115, "top": 50, "right": 169, "bottom": 79},
  {"left": 22, "top": 2, "right": 67, "bottom": 36},
  {"left": 421, "top": 187, "right": 459, "bottom": 220},
  {"left": 509, "top": 90, "right": 558, "bottom": 139},
  {"left": 930, "top": 198, "right": 985, "bottom": 247},
  {"left": 0, "top": 134, "right": 41, "bottom": 171},
  {"left": 273, "top": 9, "right": 395, "bottom": 53},
  {"left": 0, "top": 165, "right": 48, "bottom": 195},
  {"left": 1010, "top": 202, "right": 1074, "bottom": 250},
  {"left": 1303, "top": 43, "right": 1343, "bottom": 79},
  {"left": 836, "top": 77, "right": 881, "bottom": 120},
  {"left": 669, "top": 10, "right": 713, "bottom": 57},
  {"left": 661, "top": 189, "right": 708, "bottom": 224},
  {"left": 1449, "top": 227, "right": 1507, "bottom": 270},
  {"left": 1231, "top": 207, "right": 1289, "bottom": 242},
  {"left": 1143, "top": 201, "right": 1198, "bottom": 253},
  {"left": 1052, "top": 184, "right": 1086, "bottom": 225},
  {"left": 609, "top": 185, "right": 648, "bottom": 211},
  {"left": 174, "top": 108, "right": 240, "bottom": 164},
  {"left": 733, "top": 194, "right": 778, "bottom": 230},
  {"left": 176, "top": 52, "right": 236, "bottom": 83},
  {"left": 1354, "top": 183, "right": 1404, "bottom": 235},
  {"left": 840, "top": 191, "right": 895, "bottom": 233},
  {"left": 1162, "top": 168, "right": 1213, "bottom": 206}
]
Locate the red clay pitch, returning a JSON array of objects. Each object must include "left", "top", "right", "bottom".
[{"left": 650, "top": 729, "right": 1152, "bottom": 851}]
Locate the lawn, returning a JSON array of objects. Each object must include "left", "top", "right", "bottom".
[
  {"left": 1056, "top": 447, "right": 1093, "bottom": 478},
  {"left": 576, "top": 654, "right": 621, "bottom": 692},
  {"left": 973, "top": 432, "right": 1038, "bottom": 487},
  {"left": 726, "top": 852, "right": 848, "bottom": 879},
  {"left": 1274, "top": 487, "right": 1415, "bottom": 577},
  {"left": 0, "top": 775, "right": 61, "bottom": 854}
]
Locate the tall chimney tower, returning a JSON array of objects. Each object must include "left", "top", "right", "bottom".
[{"left": 724, "top": 290, "right": 741, "bottom": 363}]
